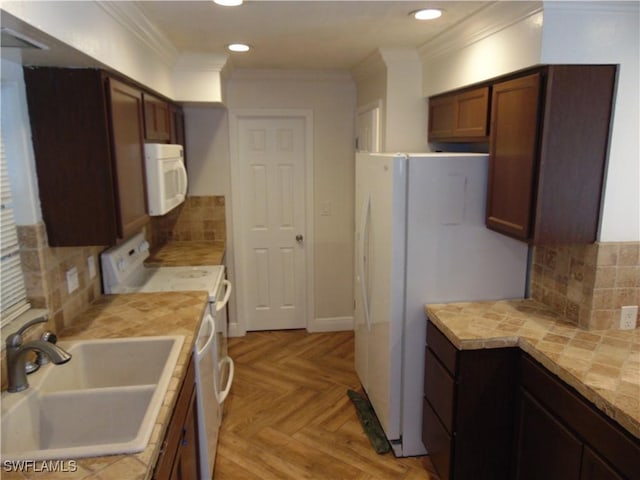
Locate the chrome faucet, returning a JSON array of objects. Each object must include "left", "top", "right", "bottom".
[{"left": 5, "top": 315, "right": 72, "bottom": 393}]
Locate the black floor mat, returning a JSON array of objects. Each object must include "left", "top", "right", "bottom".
[{"left": 347, "top": 389, "right": 391, "bottom": 454}]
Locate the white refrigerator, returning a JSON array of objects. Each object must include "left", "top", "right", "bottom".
[{"left": 354, "top": 152, "right": 529, "bottom": 457}]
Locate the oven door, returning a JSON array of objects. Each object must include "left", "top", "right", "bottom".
[
  {"left": 193, "top": 312, "right": 219, "bottom": 480},
  {"left": 214, "top": 279, "right": 234, "bottom": 404}
]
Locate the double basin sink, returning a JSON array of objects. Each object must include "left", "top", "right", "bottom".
[{"left": 1, "top": 335, "right": 184, "bottom": 461}]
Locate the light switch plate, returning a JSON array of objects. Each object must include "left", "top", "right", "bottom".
[
  {"left": 87, "top": 255, "right": 96, "bottom": 280},
  {"left": 66, "top": 267, "right": 79, "bottom": 294}
]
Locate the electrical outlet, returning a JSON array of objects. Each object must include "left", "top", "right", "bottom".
[
  {"left": 619, "top": 305, "right": 638, "bottom": 330},
  {"left": 66, "top": 267, "right": 79, "bottom": 294},
  {"left": 87, "top": 255, "right": 96, "bottom": 279}
]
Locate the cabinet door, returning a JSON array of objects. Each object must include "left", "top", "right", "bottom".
[
  {"left": 515, "top": 389, "right": 582, "bottom": 480},
  {"left": 428, "top": 87, "right": 489, "bottom": 142},
  {"left": 144, "top": 93, "right": 172, "bottom": 142},
  {"left": 107, "top": 78, "right": 149, "bottom": 239},
  {"left": 170, "top": 104, "right": 186, "bottom": 145},
  {"left": 169, "top": 387, "right": 200, "bottom": 480},
  {"left": 23, "top": 68, "right": 118, "bottom": 246},
  {"left": 453, "top": 87, "right": 489, "bottom": 138},
  {"left": 581, "top": 447, "right": 624, "bottom": 480},
  {"left": 428, "top": 95, "right": 456, "bottom": 140},
  {"left": 486, "top": 73, "right": 541, "bottom": 240}
]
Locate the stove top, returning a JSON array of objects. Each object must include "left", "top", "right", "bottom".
[{"left": 101, "top": 233, "right": 224, "bottom": 299}]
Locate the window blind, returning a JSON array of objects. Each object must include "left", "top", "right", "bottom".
[{"left": 0, "top": 133, "right": 31, "bottom": 327}]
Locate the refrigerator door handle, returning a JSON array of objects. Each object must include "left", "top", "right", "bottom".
[{"left": 359, "top": 194, "right": 372, "bottom": 331}]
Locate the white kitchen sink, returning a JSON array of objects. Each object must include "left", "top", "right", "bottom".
[{"left": 1, "top": 335, "right": 184, "bottom": 461}]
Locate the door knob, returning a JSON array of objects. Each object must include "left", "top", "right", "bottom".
[{"left": 296, "top": 234, "right": 304, "bottom": 243}]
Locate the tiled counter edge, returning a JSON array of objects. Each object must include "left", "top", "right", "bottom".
[{"left": 425, "top": 299, "right": 640, "bottom": 440}]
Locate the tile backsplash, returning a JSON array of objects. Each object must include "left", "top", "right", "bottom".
[
  {"left": 148, "top": 195, "right": 226, "bottom": 249},
  {"left": 531, "top": 242, "right": 640, "bottom": 330},
  {"left": 1, "top": 223, "right": 104, "bottom": 391},
  {"left": 17, "top": 223, "right": 105, "bottom": 333}
]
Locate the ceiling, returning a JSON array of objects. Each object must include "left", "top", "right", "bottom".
[
  {"left": 1, "top": 1, "right": 497, "bottom": 71},
  {"left": 136, "top": 1, "right": 492, "bottom": 70}
]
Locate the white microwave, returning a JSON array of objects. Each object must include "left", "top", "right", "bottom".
[{"left": 144, "top": 143, "right": 188, "bottom": 216}]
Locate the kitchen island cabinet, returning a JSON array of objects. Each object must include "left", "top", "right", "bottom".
[
  {"left": 23, "top": 68, "right": 149, "bottom": 246},
  {"left": 486, "top": 65, "right": 617, "bottom": 243}
]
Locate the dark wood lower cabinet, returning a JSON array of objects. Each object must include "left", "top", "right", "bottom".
[
  {"left": 422, "top": 321, "right": 518, "bottom": 479},
  {"left": 422, "top": 319, "right": 640, "bottom": 480},
  {"left": 154, "top": 355, "right": 200, "bottom": 480},
  {"left": 514, "top": 390, "right": 582, "bottom": 480},
  {"left": 581, "top": 447, "right": 624, "bottom": 480}
]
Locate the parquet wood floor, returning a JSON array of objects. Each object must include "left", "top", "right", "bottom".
[{"left": 214, "top": 330, "right": 439, "bottom": 480}]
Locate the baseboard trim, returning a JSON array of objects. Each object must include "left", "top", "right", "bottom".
[
  {"left": 228, "top": 322, "right": 245, "bottom": 337},
  {"left": 308, "top": 316, "right": 354, "bottom": 333}
]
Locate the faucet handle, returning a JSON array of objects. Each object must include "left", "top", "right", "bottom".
[
  {"left": 6, "top": 315, "right": 49, "bottom": 349},
  {"left": 16, "top": 315, "right": 49, "bottom": 336}
]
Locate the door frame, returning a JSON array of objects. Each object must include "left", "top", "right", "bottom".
[{"left": 228, "top": 109, "right": 314, "bottom": 336}]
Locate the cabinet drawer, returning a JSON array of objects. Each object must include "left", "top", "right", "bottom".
[
  {"left": 422, "top": 398, "right": 452, "bottom": 480},
  {"left": 424, "top": 347, "right": 455, "bottom": 433},
  {"left": 521, "top": 354, "right": 640, "bottom": 478},
  {"left": 426, "top": 320, "right": 458, "bottom": 376}
]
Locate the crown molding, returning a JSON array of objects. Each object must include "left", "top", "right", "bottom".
[
  {"left": 229, "top": 68, "right": 353, "bottom": 83},
  {"left": 351, "top": 50, "right": 386, "bottom": 83},
  {"left": 418, "top": 1, "right": 543, "bottom": 62},
  {"left": 543, "top": 1, "right": 639, "bottom": 13},
  {"left": 97, "top": 1, "right": 179, "bottom": 67},
  {"left": 174, "top": 52, "right": 229, "bottom": 72}
]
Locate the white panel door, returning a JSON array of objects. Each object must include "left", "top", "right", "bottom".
[{"left": 238, "top": 117, "right": 307, "bottom": 330}]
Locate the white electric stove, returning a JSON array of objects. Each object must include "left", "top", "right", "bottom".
[{"left": 100, "top": 232, "right": 233, "bottom": 480}]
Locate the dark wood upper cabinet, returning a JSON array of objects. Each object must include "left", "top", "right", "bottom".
[
  {"left": 143, "top": 92, "right": 172, "bottom": 142},
  {"left": 485, "top": 73, "right": 542, "bottom": 240},
  {"left": 23, "top": 68, "right": 149, "bottom": 246},
  {"left": 169, "top": 103, "right": 186, "bottom": 146},
  {"left": 428, "top": 86, "right": 489, "bottom": 142},
  {"left": 106, "top": 78, "right": 150, "bottom": 239},
  {"left": 486, "top": 65, "right": 617, "bottom": 244}
]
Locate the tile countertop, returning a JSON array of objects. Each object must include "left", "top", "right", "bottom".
[
  {"left": 145, "top": 241, "right": 225, "bottom": 267},
  {"left": 425, "top": 299, "right": 640, "bottom": 440},
  {"left": 8, "top": 291, "right": 208, "bottom": 480}
]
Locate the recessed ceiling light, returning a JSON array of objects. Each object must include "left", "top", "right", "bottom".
[
  {"left": 214, "top": 0, "right": 243, "bottom": 6},
  {"left": 227, "top": 43, "right": 250, "bottom": 52},
  {"left": 412, "top": 9, "right": 443, "bottom": 21}
]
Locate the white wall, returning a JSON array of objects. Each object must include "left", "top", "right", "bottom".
[
  {"left": 224, "top": 70, "right": 356, "bottom": 327},
  {"left": 0, "top": 58, "right": 41, "bottom": 225},
  {"left": 381, "top": 48, "right": 425, "bottom": 153},
  {"left": 540, "top": 2, "right": 639, "bottom": 241},
  {"left": 352, "top": 48, "right": 426, "bottom": 153},
  {"left": 184, "top": 107, "right": 230, "bottom": 197},
  {"left": 420, "top": 10, "right": 543, "bottom": 97},
  {"left": 2, "top": 1, "right": 176, "bottom": 97}
]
